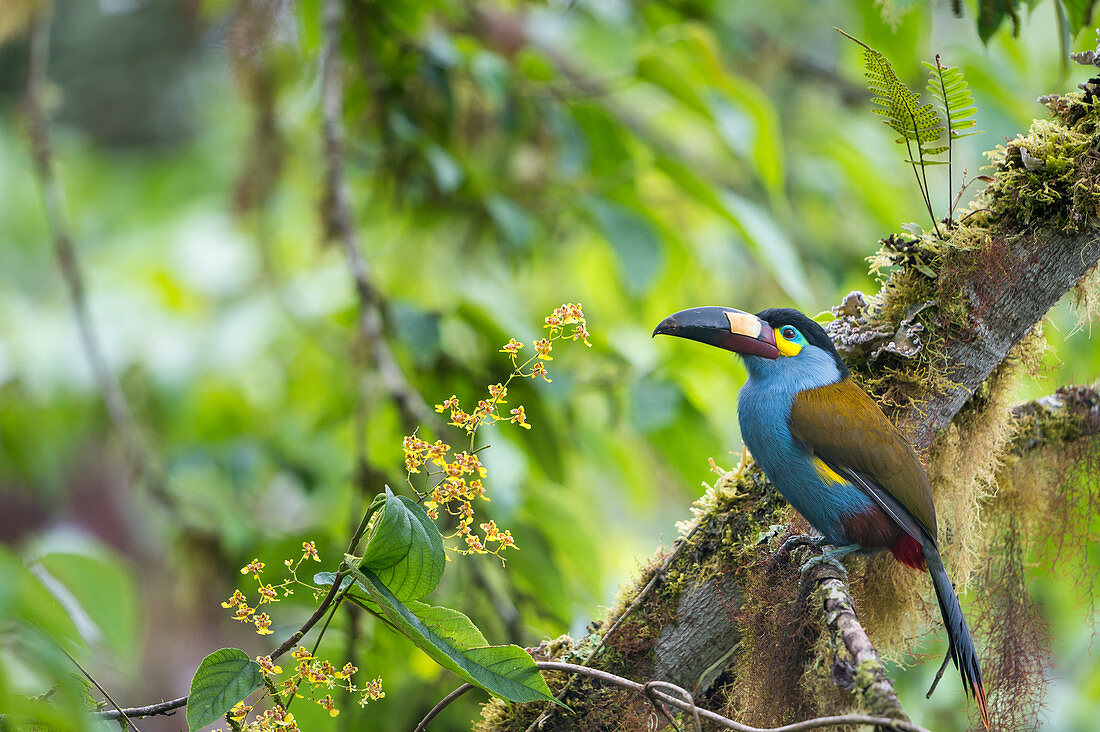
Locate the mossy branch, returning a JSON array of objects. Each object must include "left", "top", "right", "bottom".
[{"left": 479, "top": 90, "right": 1100, "bottom": 730}]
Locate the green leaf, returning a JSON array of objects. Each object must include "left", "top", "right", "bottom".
[
  {"left": 1062, "top": 0, "right": 1098, "bottom": 34},
  {"left": 363, "top": 486, "right": 416, "bottom": 570},
  {"left": 36, "top": 550, "right": 140, "bottom": 661},
  {"left": 407, "top": 602, "right": 489, "bottom": 647},
  {"left": 584, "top": 197, "right": 663, "bottom": 296},
  {"left": 362, "top": 486, "right": 445, "bottom": 601},
  {"left": 349, "top": 567, "right": 556, "bottom": 704},
  {"left": 977, "top": 0, "right": 1021, "bottom": 42},
  {"left": 0, "top": 548, "right": 79, "bottom": 646},
  {"left": 186, "top": 648, "right": 263, "bottom": 731},
  {"left": 923, "top": 59, "right": 982, "bottom": 145},
  {"left": 635, "top": 52, "right": 709, "bottom": 116},
  {"left": 839, "top": 29, "right": 943, "bottom": 148},
  {"left": 424, "top": 145, "right": 464, "bottom": 194}
]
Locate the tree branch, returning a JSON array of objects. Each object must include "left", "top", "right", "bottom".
[
  {"left": 320, "top": 0, "right": 444, "bottom": 438},
  {"left": 22, "top": 3, "right": 175, "bottom": 508},
  {"left": 479, "top": 89, "right": 1100, "bottom": 731}
]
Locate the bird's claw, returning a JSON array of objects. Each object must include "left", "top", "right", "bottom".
[
  {"left": 778, "top": 533, "right": 828, "bottom": 557},
  {"left": 799, "top": 552, "right": 849, "bottom": 578}
]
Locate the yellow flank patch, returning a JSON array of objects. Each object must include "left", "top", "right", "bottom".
[
  {"left": 776, "top": 335, "right": 802, "bottom": 357},
  {"left": 813, "top": 458, "right": 847, "bottom": 485}
]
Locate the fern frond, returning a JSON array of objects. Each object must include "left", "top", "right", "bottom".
[
  {"left": 839, "top": 29, "right": 944, "bottom": 146},
  {"left": 923, "top": 58, "right": 982, "bottom": 140},
  {"left": 837, "top": 27, "right": 945, "bottom": 236}
]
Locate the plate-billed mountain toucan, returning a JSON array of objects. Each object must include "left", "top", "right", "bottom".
[{"left": 654, "top": 305, "right": 989, "bottom": 729}]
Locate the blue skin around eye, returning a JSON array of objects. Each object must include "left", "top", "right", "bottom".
[
  {"left": 780, "top": 327, "right": 807, "bottom": 349},
  {"left": 736, "top": 343, "right": 876, "bottom": 545}
]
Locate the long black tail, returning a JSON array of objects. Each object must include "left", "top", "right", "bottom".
[{"left": 924, "top": 543, "right": 990, "bottom": 730}]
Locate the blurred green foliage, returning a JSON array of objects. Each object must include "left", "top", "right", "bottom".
[{"left": 0, "top": 0, "right": 1098, "bottom": 730}]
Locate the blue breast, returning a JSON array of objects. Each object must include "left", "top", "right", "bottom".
[{"left": 736, "top": 347, "right": 876, "bottom": 545}]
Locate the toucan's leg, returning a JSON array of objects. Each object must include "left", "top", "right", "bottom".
[
  {"left": 799, "top": 543, "right": 861, "bottom": 576},
  {"left": 778, "top": 533, "right": 829, "bottom": 557}
]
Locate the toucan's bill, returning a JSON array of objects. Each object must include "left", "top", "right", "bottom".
[{"left": 652, "top": 306, "right": 780, "bottom": 359}]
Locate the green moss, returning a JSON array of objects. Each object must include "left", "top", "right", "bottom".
[{"left": 833, "top": 90, "right": 1100, "bottom": 430}]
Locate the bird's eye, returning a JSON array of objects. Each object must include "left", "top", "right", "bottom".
[{"left": 781, "top": 326, "right": 798, "bottom": 340}]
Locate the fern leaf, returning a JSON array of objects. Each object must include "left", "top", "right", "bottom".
[
  {"left": 838, "top": 29, "right": 944, "bottom": 147},
  {"left": 923, "top": 58, "right": 982, "bottom": 140}
]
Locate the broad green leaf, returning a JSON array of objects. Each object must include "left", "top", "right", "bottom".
[
  {"left": 186, "top": 648, "right": 263, "bottom": 731},
  {"left": 635, "top": 52, "right": 709, "bottom": 116},
  {"left": 977, "top": 0, "right": 1021, "bottom": 42},
  {"left": 36, "top": 550, "right": 140, "bottom": 662},
  {"left": 584, "top": 197, "right": 662, "bottom": 295},
  {"left": 407, "top": 601, "right": 489, "bottom": 647},
  {"left": 349, "top": 567, "right": 556, "bottom": 704},
  {"left": 362, "top": 486, "right": 445, "bottom": 601},
  {"left": 0, "top": 548, "right": 79, "bottom": 646},
  {"left": 363, "top": 486, "right": 416, "bottom": 570}
]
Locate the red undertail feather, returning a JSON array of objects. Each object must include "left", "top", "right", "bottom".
[{"left": 890, "top": 534, "right": 926, "bottom": 570}]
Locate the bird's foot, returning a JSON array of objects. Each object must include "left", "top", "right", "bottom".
[
  {"left": 799, "top": 552, "right": 849, "bottom": 578},
  {"left": 778, "top": 533, "right": 829, "bottom": 558},
  {"left": 798, "top": 544, "right": 860, "bottom": 578}
]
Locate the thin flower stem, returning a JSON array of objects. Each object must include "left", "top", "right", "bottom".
[{"left": 94, "top": 569, "right": 348, "bottom": 722}]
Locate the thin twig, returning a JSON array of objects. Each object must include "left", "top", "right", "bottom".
[
  {"left": 642, "top": 681, "right": 685, "bottom": 732},
  {"left": 97, "top": 496, "right": 378, "bottom": 722},
  {"left": 61, "top": 647, "right": 141, "bottom": 731},
  {"left": 319, "top": 0, "right": 443, "bottom": 437},
  {"left": 535, "top": 662, "right": 932, "bottom": 732},
  {"left": 92, "top": 696, "right": 187, "bottom": 722},
  {"left": 522, "top": 524, "right": 700, "bottom": 730},
  {"left": 645, "top": 681, "right": 702, "bottom": 732}
]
